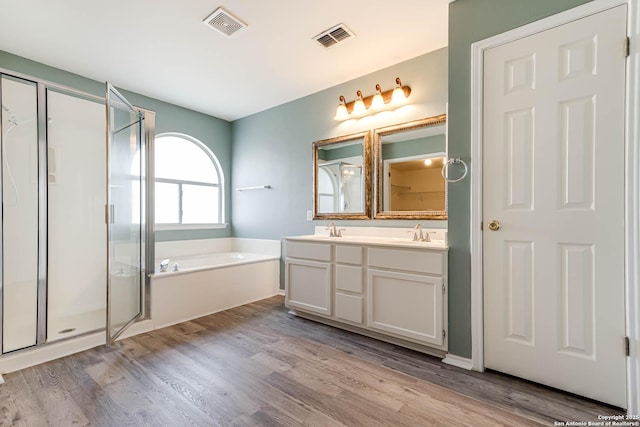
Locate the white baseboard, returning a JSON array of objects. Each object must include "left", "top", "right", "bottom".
[
  {"left": 443, "top": 353, "right": 474, "bottom": 370},
  {"left": 119, "top": 319, "right": 154, "bottom": 340},
  {"left": 0, "top": 319, "right": 155, "bottom": 376},
  {"left": 277, "top": 289, "right": 285, "bottom": 296},
  {"left": 0, "top": 332, "right": 104, "bottom": 375},
  {"left": 0, "top": 374, "right": 4, "bottom": 385}
]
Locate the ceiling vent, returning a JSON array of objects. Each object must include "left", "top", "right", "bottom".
[
  {"left": 203, "top": 7, "right": 247, "bottom": 37},
  {"left": 313, "top": 23, "right": 355, "bottom": 48}
]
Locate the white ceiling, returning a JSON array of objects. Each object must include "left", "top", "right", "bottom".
[{"left": 0, "top": 0, "right": 450, "bottom": 121}]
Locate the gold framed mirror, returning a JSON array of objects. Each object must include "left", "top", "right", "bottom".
[
  {"left": 313, "top": 131, "right": 371, "bottom": 219},
  {"left": 373, "top": 114, "right": 447, "bottom": 219}
]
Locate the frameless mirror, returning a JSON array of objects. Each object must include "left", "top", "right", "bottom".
[
  {"left": 313, "top": 131, "right": 371, "bottom": 219},
  {"left": 373, "top": 114, "right": 447, "bottom": 219}
]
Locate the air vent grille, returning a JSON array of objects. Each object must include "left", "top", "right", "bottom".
[
  {"left": 203, "top": 7, "right": 246, "bottom": 37},
  {"left": 313, "top": 23, "right": 355, "bottom": 48}
]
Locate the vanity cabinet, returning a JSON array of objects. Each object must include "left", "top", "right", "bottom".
[{"left": 284, "top": 237, "right": 448, "bottom": 354}]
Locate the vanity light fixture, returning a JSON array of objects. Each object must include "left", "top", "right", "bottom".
[{"left": 333, "top": 77, "right": 411, "bottom": 121}]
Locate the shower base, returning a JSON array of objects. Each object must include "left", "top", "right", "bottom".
[{"left": 47, "top": 308, "right": 106, "bottom": 342}]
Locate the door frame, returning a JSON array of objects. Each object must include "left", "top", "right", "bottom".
[{"left": 469, "top": 0, "right": 640, "bottom": 413}]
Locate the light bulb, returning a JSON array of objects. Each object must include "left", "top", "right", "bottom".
[
  {"left": 371, "top": 84, "right": 385, "bottom": 110},
  {"left": 334, "top": 95, "right": 349, "bottom": 121},
  {"left": 352, "top": 90, "right": 366, "bottom": 116},
  {"left": 391, "top": 77, "right": 406, "bottom": 104},
  {"left": 424, "top": 158, "right": 432, "bottom": 166}
]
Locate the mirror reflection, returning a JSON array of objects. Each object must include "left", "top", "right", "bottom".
[
  {"left": 313, "top": 131, "right": 371, "bottom": 219},
  {"left": 374, "top": 115, "right": 447, "bottom": 219}
]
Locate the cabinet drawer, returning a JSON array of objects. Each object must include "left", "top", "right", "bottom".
[
  {"left": 286, "top": 241, "right": 331, "bottom": 261},
  {"left": 335, "top": 264, "right": 363, "bottom": 293},
  {"left": 368, "top": 247, "right": 444, "bottom": 275},
  {"left": 335, "top": 293, "right": 363, "bottom": 324},
  {"left": 336, "top": 245, "right": 362, "bottom": 264}
]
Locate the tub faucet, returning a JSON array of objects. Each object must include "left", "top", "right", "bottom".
[{"left": 160, "top": 259, "right": 170, "bottom": 272}]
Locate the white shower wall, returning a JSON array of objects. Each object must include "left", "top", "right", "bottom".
[
  {"left": 1, "top": 77, "right": 39, "bottom": 352},
  {"left": 46, "top": 90, "right": 106, "bottom": 340}
]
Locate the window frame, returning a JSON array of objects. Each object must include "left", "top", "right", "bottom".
[{"left": 153, "top": 133, "right": 226, "bottom": 230}]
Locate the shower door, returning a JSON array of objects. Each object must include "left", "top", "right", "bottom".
[{"left": 106, "top": 83, "right": 145, "bottom": 343}]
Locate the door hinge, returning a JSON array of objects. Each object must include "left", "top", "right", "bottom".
[
  {"left": 480, "top": 221, "right": 483, "bottom": 231},
  {"left": 625, "top": 336, "right": 630, "bottom": 357},
  {"left": 625, "top": 36, "right": 630, "bottom": 58},
  {"left": 442, "top": 284, "right": 446, "bottom": 294},
  {"left": 443, "top": 330, "right": 446, "bottom": 339}
]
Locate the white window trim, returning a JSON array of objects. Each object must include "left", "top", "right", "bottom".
[{"left": 154, "top": 132, "right": 226, "bottom": 228}]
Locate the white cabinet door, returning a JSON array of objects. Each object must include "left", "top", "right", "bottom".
[
  {"left": 367, "top": 269, "right": 443, "bottom": 346},
  {"left": 483, "top": 5, "right": 626, "bottom": 407},
  {"left": 285, "top": 259, "right": 332, "bottom": 316}
]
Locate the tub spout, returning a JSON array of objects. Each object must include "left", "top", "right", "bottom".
[{"left": 160, "top": 259, "right": 170, "bottom": 272}]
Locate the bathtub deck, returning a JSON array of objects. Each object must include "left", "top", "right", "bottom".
[{"left": 0, "top": 296, "right": 620, "bottom": 426}]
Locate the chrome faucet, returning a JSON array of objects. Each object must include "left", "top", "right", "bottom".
[
  {"left": 412, "top": 224, "right": 424, "bottom": 241},
  {"left": 160, "top": 259, "right": 170, "bottom": 272},
  {"left": 326, "top": 222, "right": 342, "bottom": 237},
  {"left": 410, "top": 224, "right": 432, "bottom": 242}
]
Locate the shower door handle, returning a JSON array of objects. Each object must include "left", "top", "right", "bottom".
[{"left": 105, "top": 204, "right": 115, "bottom": 224}]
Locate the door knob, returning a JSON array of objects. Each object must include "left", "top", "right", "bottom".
[{"left": 488, "top": 220, "right": 501, "bottom": 231}]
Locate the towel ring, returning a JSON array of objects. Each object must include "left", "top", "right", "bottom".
[{"left": 441, "top": 157, "right": 468, "bottom": 183}]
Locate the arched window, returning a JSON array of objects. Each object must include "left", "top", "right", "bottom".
[{"left": 154, "top": 133, "right": 224, "bottom": 227}]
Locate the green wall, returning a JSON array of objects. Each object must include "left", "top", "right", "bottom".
[
  {"left": 446, "top": 0, "right": 594, "bottom": 357},
  {"left": 0, "top": 50, "right": 232, "bottom": 242},
  {"left": 231, "top": 47, "right": 449, "bottom": 240},
  {"left": 318, "top": 142, "right": 363, "bottom": 162},
  {"left": 382, "top": 134, "right": 446, "bottom": 161}
]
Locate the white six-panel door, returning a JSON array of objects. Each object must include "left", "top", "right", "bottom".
[{"left": 483, "top": 5, "right": 627, "bottom": 407}]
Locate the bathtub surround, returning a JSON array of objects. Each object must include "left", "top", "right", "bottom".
[
  {"left": 0, "top": 237, "right": 280, "bottom": 374},
  {"left": 151, "top": 238, "right": 281, "bottom": 329}
]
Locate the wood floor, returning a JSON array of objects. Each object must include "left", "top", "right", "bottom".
[{"left": 0, "top": 296, "right": 621, "bottom": 426}]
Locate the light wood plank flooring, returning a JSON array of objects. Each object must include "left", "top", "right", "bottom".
[{"left": 0, "top": 296, "right": 622, "bottom": 426}]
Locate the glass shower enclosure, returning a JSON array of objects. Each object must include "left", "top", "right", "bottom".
[{"left": 0, "top": 72, "right": 152, "bottom": 354}]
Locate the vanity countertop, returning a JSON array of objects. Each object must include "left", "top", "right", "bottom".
[{"left": 284, "top": 234, "right": 448, "bottom": 251}]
